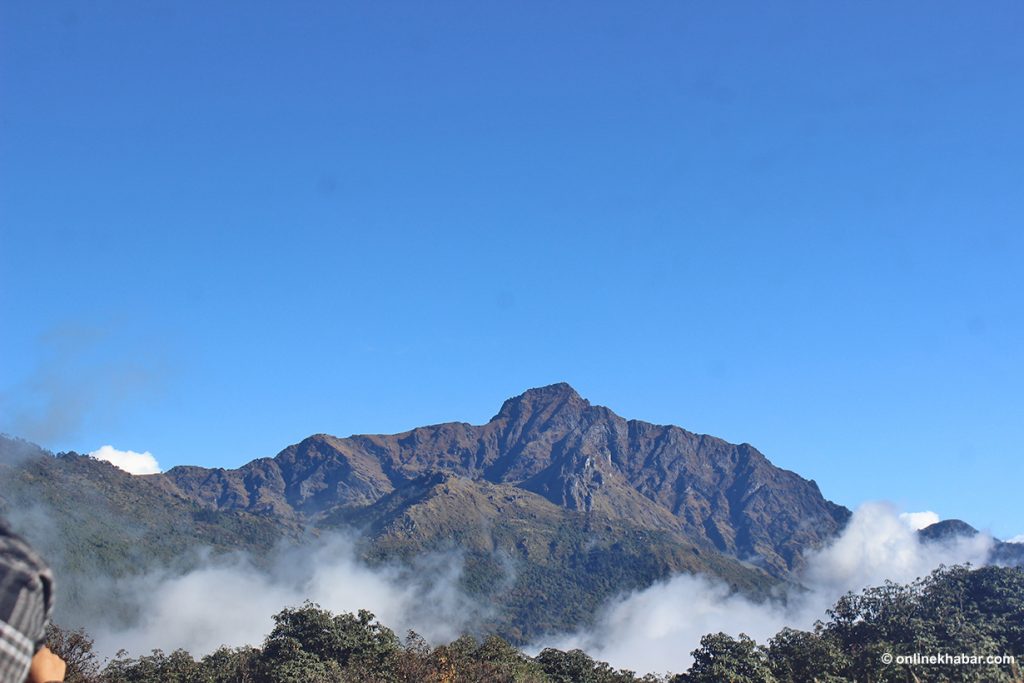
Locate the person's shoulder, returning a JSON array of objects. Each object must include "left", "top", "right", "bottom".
[
  {"left": 0, "top": 520, "right": 54, "bottom": 623},
  {"left": 0, "top": 522, "right": 50, "bottom": 576},
  {"left": 0, "top": 518, "right": 55, "bottom": 656}
]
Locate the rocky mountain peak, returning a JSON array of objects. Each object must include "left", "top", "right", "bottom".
[{"left": 490, "top": 382, "right": 590, "bottom": 426}]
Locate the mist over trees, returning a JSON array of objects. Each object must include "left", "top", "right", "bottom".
[{"left": 48, "top": 564, "right": 1023, "bottom": 683}]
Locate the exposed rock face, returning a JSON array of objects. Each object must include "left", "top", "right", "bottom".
[{"left": 162, "top": 383, "right": 850, "bottom": 575}]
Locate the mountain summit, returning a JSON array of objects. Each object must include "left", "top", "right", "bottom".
[{"left": 491, "top": 382, "right": 589, "bottom": 422}]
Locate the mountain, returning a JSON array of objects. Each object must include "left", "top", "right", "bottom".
[
  {"left": 2, "top": 383, "right": 852, "bottom": 640},
  {"left": 163, "top": 383, "right": 850, "bottom": 577}
]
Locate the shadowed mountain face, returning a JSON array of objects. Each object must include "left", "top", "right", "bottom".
[{"left": 162, "top": 383, "right": 850, "bottom": 577}]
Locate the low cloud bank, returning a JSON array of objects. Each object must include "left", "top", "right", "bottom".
[
  {"left": 542, "top": 502, "right": 994, "bottom": 675},
  {"left": 88, "top": 445, "right": 161, "bottom": 475},
  {"left": 89, "top": 534, "right": 481, "bottom": 659},
  {"left": 79, "top": 502, "right": 997, "bottom": 674}
]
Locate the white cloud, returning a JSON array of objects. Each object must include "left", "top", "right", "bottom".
[
  {"left": 89, "top": 535, "right": 481, "bottom": 658},
  {"left": 1007, "top": 534, "right": 1024, "bottom": 544},
  {"left": 898, "top": 510, "right": 940, "bottom": 530},
  {"left": 76, "top": 501, "right": 999, "bottom": 674},
  {"left": 88, "top": 445, "right": 161, "bottom": 475},
  {"left": 541, "top": 502, "right": 994, "bottom": 675},
  {"left": 804, "top": 503, "right": 988, "bottom": 595}
]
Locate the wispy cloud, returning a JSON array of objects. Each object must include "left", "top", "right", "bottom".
[
  {"left": 87, "top": 535, "right": 484, "bottom": 658},
  {"left": 0, "top": 323, "right": 166, "bottom": 445}
]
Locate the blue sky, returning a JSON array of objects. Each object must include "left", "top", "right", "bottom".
[{"left": 2, "top": 2, "right": 1022, "bottom": 538}]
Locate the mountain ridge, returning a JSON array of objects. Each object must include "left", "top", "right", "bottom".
[{"left": 159, "top": 383, "right": 850, "bottom": 577}]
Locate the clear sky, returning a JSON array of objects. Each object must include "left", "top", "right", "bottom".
[{"left": 2, "top": 2, "right": 1022, "bottom": 538}]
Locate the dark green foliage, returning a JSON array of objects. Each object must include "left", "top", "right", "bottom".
[
  {"left": 766, "top": 628, "right": 847, "bottom": 683},
  {"left": 767, "top": 564, "right": 1024, "bottom": 683},
  {"left": 102, "top": 648, "right": 201, "bottom": 683},
  {"left": 675, "top": 633, "right": 775, "bottom": 683},
  {"left": 198, "top": 646, "right": 261, "bottom": 682},
  {"left": 258, "top": 602, "right": 399, "bottom": 681},
  {"left": 417, "top": 633, "right": 550, "bottom": 682},
  {"left": 535, "top": 648, "right": 646, "bottom": 683}
]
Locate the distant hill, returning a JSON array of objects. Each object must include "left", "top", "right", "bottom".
[
  {"left": 919, "top": 518, "right": 1024, "bottom": 567},
  {"left": 2, "top": 384, "right": 856, "bottom": 640},
  {"left": 0, "top": 435, "right": 300, "bottom": 628}
]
